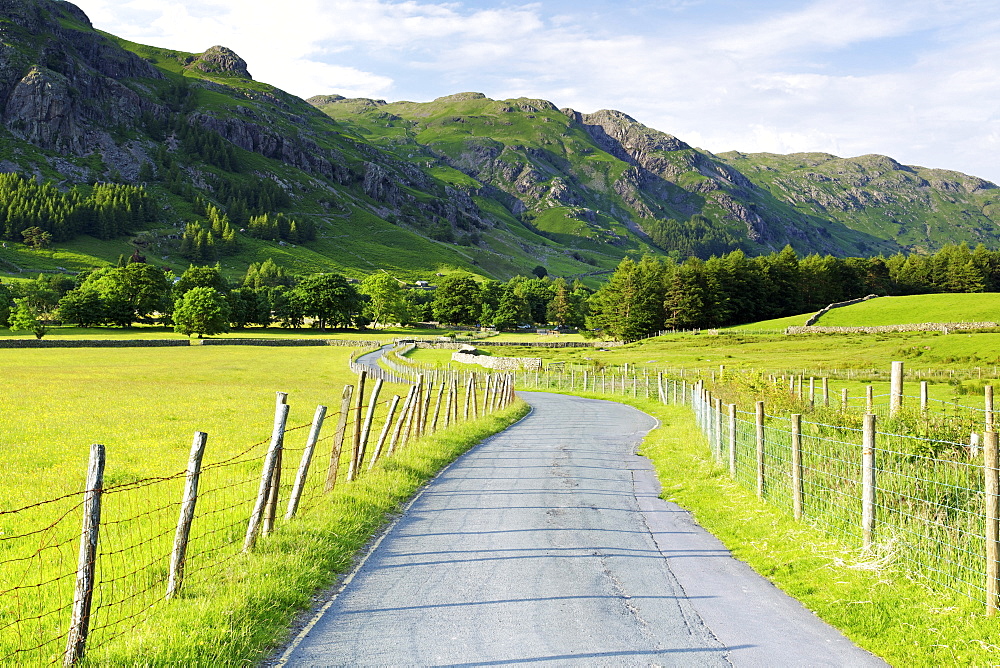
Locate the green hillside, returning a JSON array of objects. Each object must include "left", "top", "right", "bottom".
[
  {"left": 718, "top": 152, "right": 1000, "bottom": 253},
  {"left": 816, "top": 293, "right": 1000, "bottom": 326},
  {"left": 0, "top": 3, "right": 607, "bottom": 283},
  {"left": 5, "top": 0, "right": 1000, "bottom": 287}
]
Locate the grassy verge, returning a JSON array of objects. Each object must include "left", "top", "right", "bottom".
[
  {"left": 0, "top": 325, "right": 443, "bottom": 340},
  {"left": 481, "top": 329, "right": 1000, "bottom": 373},
  {"left": 85, "top": 399, "right": 530, "bottom": 665},
  {"left": 631, "top": 399, "right": 1000, "bottom": 667}
]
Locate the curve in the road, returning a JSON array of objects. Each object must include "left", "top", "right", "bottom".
[{"left": 278, "top": 391, "right": 885, "bottom": 667}]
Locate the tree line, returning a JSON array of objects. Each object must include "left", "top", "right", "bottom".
[
  {"left": 0, "top": 260, "right": 592, "bottom": 338},
  {"left": 0, "top": 174, "right": 155, "bottom": 244},
  {"left": 587, "top": 243, "right": 1000, "bottom": 340},
  {"left": 3, "top": 241, "right": 1000, "bottom": 340}
]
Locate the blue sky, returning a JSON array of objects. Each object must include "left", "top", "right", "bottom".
[{"left": 71, "top": 0, "right": 1000, "bottom": 183}]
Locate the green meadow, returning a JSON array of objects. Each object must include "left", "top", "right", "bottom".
[
  {"left": 728, "top": 292, "right": 1000, "bottom": 330},
  {"left": 816, "top": 293, "right": 1000, "bottom": 326},
  {"left": 6, "top": 289, "right": 1000, "bottom": 665},
  {"left": 0, "top": 344, "right": 526, "bottom": 664}
]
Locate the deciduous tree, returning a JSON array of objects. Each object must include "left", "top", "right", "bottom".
[{"left": 173, "top": 287, "right": 230, "bottom": 337}]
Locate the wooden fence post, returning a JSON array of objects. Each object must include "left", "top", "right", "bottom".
[
  {"left": 472, "top": 374, "right": 480, "bottom": 418},
  {"left": 415, "top": 375, "right": 425, "bottom": 437},
  {"left": 755, "top": 401, "right": 765, "bottom": 499},
  {"left": 987, "top": 386, "right": 995, "bottom": 433},
  {"left": 728, "top": 404, "right": 737, "bottom": 476},
  {"left": 355, "top": 379, "right": 384, "bottom": 474},
  {"left": 483, "top": 375, "right": 493, "bottom": 414},
  {"left": 921, "top": 381, "right": 929, "bottom": 413},
  {"left": 791, "top": 415, "right": 803, "bottom": 521},
  {"left": 713, "top": 397, "right": 723, "bottom": 464},
  {"left": 368, "top": 395, "right": 401, "bottom": 470},
  {"left": 890, "top": 361, "right": 904, "bottom": 417},
  {"left": 325, "top": 385, "right": 354, "bottom": 492},
  {"left": 822, "top": 377, "right": 830, "bottom": 407},
  {"left": 263, "top": 392, "right": 288, "bottom": 537},
  {"left": 431, "top": 381, "right": 445, "bottom": 432},
  {"left": 244, "top": 402, "right": 289, "bottom": 552},
  {"left": 443, "top": 380, "right": 454, "bottom": 428},
  {"left": 862, "top": 413, "right": 877, "bottom": 551},
  {"left": 463, "top": 374, "right": 472, "bottom": 421},
  {"left": 167, "top": 432, "right": 208, "bottom": 599},
  {"left": 985, "top": 431, "right": 999, "bottom": 615},
  {"left": 389, "top": 386, "right": 418, "bottom": 456},
  {"left": 286, "top": 406, "right": 327, "bottom": 520},
  {"left": 348, "top": 371, "right": 368, "bottom": 482},
  {"left": 421, "top": 382, "right": 433, "bottom": 432},
  {"left": 866, "top": 385, "right": 874, "bottom": 413},
  {"left": 808, "top": 377, "right": 815, "bottom": 407},
  {"left": 842, "top": 388, "right": 849, "bottom": 411},
  {"left": 402, "top": 383, "right": 421, "bottom": 445},
  {"left": 63, "top": 443, "right": 105, "bottom": 667}
]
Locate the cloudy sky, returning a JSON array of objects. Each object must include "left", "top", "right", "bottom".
[{"left": 71, "top": 0, "right": 1000, "bottom": 183}]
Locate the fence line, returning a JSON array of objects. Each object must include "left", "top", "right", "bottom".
[
  {"left": 324, "top": 348, "right": 1000, "bottom": 612},
  {"left": 684, "top": 379, "right": 996, "bottom": 609},
  {"left": 417, "top": 355, "right": 1000, "bottom": 610},
  {"left": 1, "top": 366, "right": 516, "bottom": 665}
]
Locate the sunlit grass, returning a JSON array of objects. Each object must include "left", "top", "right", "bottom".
[
  {"left": 818, "top": 293, "right": 1000, "bottom": 327},
  {"left": 0, "top": 345, "right": 527, "bottom": 664},
  {"left": 84, "top": 400, "right": 530, "bottom": 665},
  {"left": 634, "top": 400, "right": 1000, "bottom": 667}
]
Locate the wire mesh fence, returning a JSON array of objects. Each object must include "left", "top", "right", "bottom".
[
  {"left": 496, "top": 361, "right": 999, "bottom": 610},
  {"left": 686, "top": 382, "right": 995, "bottom": 608},
  {"left": 1, "top": 366, "right": 516, "bottom": 665}
]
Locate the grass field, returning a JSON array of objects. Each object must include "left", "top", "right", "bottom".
[
  {"left": 0, "top": 345, "right": 526, "bottom": 664},
  {"left": 725, "top": 292, "right": 1000, "bottom": 331},
  {"left": 634, "top": 400, "right": 1000, "bottom": 667},
  {"left": 725, "top": 312, "right": 812, "bottom": 330},
  {"left": 7, "top": 302, "right": 1000, "bottom": 664},
  {"left": 0, "top": 346, "right": 393, "bottom": 506},
  {"left": 817, "top": 293, "right": 1000, "bottom": 326},
  {"left": 0, "top": 325, "right": 446, "bottom": 340},
  {"left": 475, "top": 330, "right": 1000, "bottom": 376}
]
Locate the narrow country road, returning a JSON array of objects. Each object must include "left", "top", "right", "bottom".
[{"left": 278, "top": 392, "right": 885, "bottom": 667}]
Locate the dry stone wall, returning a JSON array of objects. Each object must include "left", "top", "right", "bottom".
[
  {"left": 805, "top": 294, "right": 879, "bottom": 326},
  {"left": 451, "top": 350, "right": 543, "bottom": 371},
  {"left": 786, "top": 322, "right": 997, "bottom": 335}
]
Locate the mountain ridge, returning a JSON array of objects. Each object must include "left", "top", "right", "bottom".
[{"left": 1, "top": 0, "right": 1000, "bottom": 284}]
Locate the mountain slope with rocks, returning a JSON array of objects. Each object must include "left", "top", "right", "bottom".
[{"left": 2, "top": 0, "right": 1000, "bottom": 285}]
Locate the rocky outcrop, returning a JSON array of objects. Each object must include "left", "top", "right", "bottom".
[
  {"left": 574, "top": 109, "right": 689, "bottom": 169},
  {"left": 188, "top": 111, "right": 353, "bottom": 184},
  {"left": 0, "top": 0, "right": 163, "bottom": 157},
  {"left": 5, "top": 66, "right": 80, "bottom": 152},
  {"left": 187, "top": 46, "right": 251, "bottom": 78},
  {"left": 362, "top": 162, "right": 401, "bottom": 205},
  {"left": 714, "top": 193, "right": 770, "bottom": 243}
]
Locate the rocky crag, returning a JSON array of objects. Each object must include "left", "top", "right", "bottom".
[{"left": 3, "top": 0, "right": 1000, "bottom": 282}]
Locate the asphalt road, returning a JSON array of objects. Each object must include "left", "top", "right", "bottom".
[{"left": 278, "top": 392, "right": 886, "bottom": 667}]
